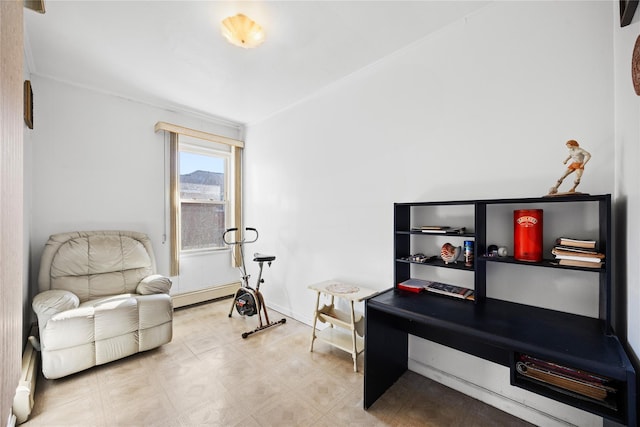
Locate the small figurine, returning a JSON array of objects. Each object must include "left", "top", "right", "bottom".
[
  {"left": 440, "top": 243, "right": 461, "bottom": 264},
  {"left": 548, "top": 140, "right": 591, "bottom": 195}
]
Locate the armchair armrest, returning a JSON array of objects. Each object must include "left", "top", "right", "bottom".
[
  {"left": 136, "top": 274, "right": 172, "bottom": 295},
  {"left": 32, "top": 289, "right": 80, "bottom": 327}
]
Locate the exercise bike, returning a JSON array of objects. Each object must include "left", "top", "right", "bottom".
[{"left": 223, "top": 227, "right": 286, "bottom": 339}]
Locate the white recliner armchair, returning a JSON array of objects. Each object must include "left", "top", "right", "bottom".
[{"left": 33, "top": 230, "right": 173, "bottom": 379}]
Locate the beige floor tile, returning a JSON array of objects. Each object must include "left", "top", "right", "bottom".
[
  {"left": 26, "top": 396, "right": 107, "bottom": 427},
  {"left": 178, "top": 398, "right": 261, "bottom": 427},
  {"left": 194, "top": 343, "right": 246, "bottom": 369},
  {"left": 251, "top": 389, "right": 323, "bottom": 427},
  {"left": 143, "top": 342, "right": 200, "bottom": 377},
  {"left": 33, "top": 369, "right": 101, "bottom": 411},
  {"left": 293, "top": 368, "right": 352, "bottom": 410},
  {"left": 265, "top": 355, "right": 318, "bottom": 390},
  {"left": 314, "top": 393, "right": 390, "bottom": 427}
]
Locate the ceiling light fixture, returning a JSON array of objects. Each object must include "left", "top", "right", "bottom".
[{"left": 221, "top": 14, "right": 265, "bottom": 49}]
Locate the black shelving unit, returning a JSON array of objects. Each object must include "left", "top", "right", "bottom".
[{"left": 365, "top": 194, "right": 636, "bottom": 426}]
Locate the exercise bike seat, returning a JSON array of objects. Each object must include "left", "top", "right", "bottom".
[{"left": 253, "top": 253, "right": 276, "bottom": 262}]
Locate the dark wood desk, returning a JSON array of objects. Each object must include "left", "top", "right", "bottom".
[{"left": 364, "top": 288, "right": 637, "bottom": 426}]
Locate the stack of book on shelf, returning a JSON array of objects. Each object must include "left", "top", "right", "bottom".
[
  {"left": 410, "top": 226, "right": 466, "bottom": 234},
  {"left": 552, "top": 237, "right": 604, "bottom": 269},
  {"left": 397, "top": 278, "right": 474, "bottom": 300},
  {"left": 516, "top": 354, "right": 617, "bottom": 406}
]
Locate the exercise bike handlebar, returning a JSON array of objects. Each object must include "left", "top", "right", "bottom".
[{"left": 223, "top": 227, "right": 259, "bottom": 245}]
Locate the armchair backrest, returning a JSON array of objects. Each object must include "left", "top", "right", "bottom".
[{"left": 38, "top": 230, "right": 157, "bottom": 302}]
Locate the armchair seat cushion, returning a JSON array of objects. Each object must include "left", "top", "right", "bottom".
[{"left": 34, "top": 231, "right": 173, "bottom": 379}]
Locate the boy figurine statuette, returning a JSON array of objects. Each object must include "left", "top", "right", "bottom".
[{"left": 548, "top": 140, "right": 591, "bottom": 195}]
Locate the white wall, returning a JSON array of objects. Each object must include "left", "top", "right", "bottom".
[
  {"left": 29, "top": 76, "right": 242, "bottom": 299},
  {"left": 614, "top": 0, "right": 640, "bottom": 370},
  {"left": 244, "top": 2, "right": 615, "bottom": 426}
]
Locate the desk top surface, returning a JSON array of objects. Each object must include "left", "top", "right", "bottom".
[
  {"left": 367, "top": 288, "right": 634, "bottom": 378},
  {"left": 308, "top": 280, "right": 380, "bottom": 301}
]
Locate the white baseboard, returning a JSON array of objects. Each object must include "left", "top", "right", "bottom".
[
  {"left": 12, "top": 332, "right": 38, "bottom": 425},
  {"left": 171, "top": 282, "right": 240, "bottom": 308},
  {"left": 265, "top": 301, "right": 314, "bottom": 326}
]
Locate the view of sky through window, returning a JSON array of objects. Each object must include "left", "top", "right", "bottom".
[{"left": 180, "top": 152, "right": 224, "bottom": 174}]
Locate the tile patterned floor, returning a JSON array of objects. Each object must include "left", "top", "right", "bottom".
[{"left": 23, "top": 298, "right": 534, "bottom": 426}]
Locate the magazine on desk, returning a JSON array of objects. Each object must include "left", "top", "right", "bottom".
[
  {"left": 411, "top": 226, "right": 466, "bottom": 234},
  {"left": 424, "top": 281, "right": 474, "bottom": 299},
  {"left": 397, "top": 279, "right": 474, "bottom": 300},
  {"left": 398, "top": 278, "right": 474, "bottom": 300},
  {"left": 397, "top": 278, "right": 428, "bottom": 293}
]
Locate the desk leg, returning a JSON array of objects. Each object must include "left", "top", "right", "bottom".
[
  {"left": 309, "top": 291, "right": 321, "bottom": 352},
  {"left": 364, "top": 304, "right": 408, "bottom": 409},
  {"left": 625, "top": 367, "right": 637, "bottom": 427}
]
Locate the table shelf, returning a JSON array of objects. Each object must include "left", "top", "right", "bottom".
[
  {"left": 316, "top": 327, "right": 365, "bottom": 355},
  {"left": 317, "top": 305, "right": 363, "bottom": 332},
  {"left": 308, "top": 280, "right": 378, "bottom": 372}
]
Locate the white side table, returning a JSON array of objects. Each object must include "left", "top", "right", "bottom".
[{"left": 308, "top": 280, "right": 379, "bottom": 372}]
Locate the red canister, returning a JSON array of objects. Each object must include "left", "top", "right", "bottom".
[{"left": 514, "top": 209, "right": 543, "bottom": 262}]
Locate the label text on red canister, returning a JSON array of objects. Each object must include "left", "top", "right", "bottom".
[{"left": 516, "top": 216, "right": 539, "bottom": 226}]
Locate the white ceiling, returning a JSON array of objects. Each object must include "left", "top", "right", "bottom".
[{"left": 24, "top": 1, "right": 490, "bottom": 125}]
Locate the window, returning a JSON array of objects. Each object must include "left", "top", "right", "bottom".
[
  {"left": 179, "top": 142, "right": 230, "bottom": 251},
  {"left": 155, "top": 121, "right": 244, "bottom": 275}
]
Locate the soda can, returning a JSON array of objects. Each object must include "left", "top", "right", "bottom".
[{"left": 464, "top": 240, "right": 474, "bottom": 267}]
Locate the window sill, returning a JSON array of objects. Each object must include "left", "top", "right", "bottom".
[{"left": 180, "top": 247, "right": 229, "bottom": 258}]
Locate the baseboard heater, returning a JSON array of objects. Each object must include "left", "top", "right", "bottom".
[
  {"left": 12, "top": 327, "right": 39, "bottom": 425},
  {"left": 171, "top": 282, "right": 240, "bottom": 308}
]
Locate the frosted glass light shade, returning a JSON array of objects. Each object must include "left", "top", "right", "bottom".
[{"left": 221, "top": 14, "right": 265, "bottom": 49}]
